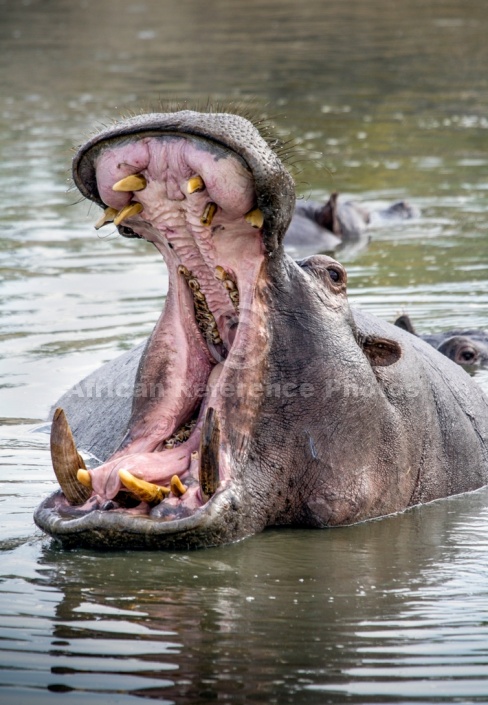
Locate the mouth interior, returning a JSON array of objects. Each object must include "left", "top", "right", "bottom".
[{"left": 60, "top": 132, "right": 266, "bottom": 521}]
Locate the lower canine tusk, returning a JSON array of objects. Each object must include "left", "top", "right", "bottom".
[
  {"left": 199, "top": 407, "right": 220, "bottom": 501},
  {"left": 118, "top": 469, "right": 170, "bottom": 504},
  {"left": 50, "top": 408, "right": 92, "bottom": 505}
]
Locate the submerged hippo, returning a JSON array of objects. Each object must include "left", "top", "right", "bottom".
[
  {"left": 394, "top": 314, "right": 488, "bottom": 369},
  {"left": 34, "top": 111, "right": 488, "bottom": 550},
  {"left": 285, "top": 194, "right": 418, "bottom": 257}
]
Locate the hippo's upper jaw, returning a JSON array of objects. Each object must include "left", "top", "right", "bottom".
[{"left": 35, "top": 111, "right": 296, "bottom": 549}]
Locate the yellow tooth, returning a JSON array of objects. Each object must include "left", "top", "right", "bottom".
[
  {"left": 118, "top": 469, "right": 170, "bottom": 504},
  {"left": 187, "top": 175, "right": 205, "bottom": 194},
  {"left": 113, "top": 202, "right": 143, "bottom": 226},
  {"left": 77, "top": 469, "right": 92, "bottom": 489},
  {"left": 245, "top": 208, "right": 264, "bottom": 229},
  {"left": 94, "top": 207, "right": 118, "bottom": 230},
  {"left": 178, "top": 264, "right": 191, "bottom": 277},
  {"left": 215, "top": 265, "right": 226, "bottom": 281},
  {"left": 170, "top": 475, "right": 187, "bottom": 497},
  {"left": 112, "top": 174, "right": 147, "bottom": 192},
  {"left": 201, "top": 202, "right": 217, "bottom": 227}
]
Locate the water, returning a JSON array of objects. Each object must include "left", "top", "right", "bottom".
[{"left": 1, "top": 0, "right": 488, "bottom": 702}]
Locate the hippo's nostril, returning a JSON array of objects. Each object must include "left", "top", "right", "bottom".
[{"left": 112, "top": 173, "right": 147, "bottom": 192}]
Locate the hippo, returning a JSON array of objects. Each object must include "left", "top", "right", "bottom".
[
  {"left": 34, "top": 110, "right": 488, "bottom": 550},
  {"left": 394, "top": 314, "right": 488, "bottom": 369},
  {"left": 285, "top": 193, "right": 418, "bottom": 258}
]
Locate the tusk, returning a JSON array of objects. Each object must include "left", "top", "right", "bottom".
[
  {"left": 200, "top": 202, "right": 217, "bottom": 227},
  {"left": 77, "top": 469, "right": 92, "bottom": 489},
  {"left": 113, "top": 202, "right": 143, "bottom": 226},
  {"left": 199, "top": 407, "right": 220, "bottom": 501},
  {"left": 112, "top": 174, "right": 147, "bottom": 192},
  {"left": 170, "top": 475, "right": 187, "bottom": 497},
  {"left": 94, "top": 207, "right": 118, "bottom": 230},
  {"left": 245, "top": 208, "right": 264, "bottom": 229},
  {"left": 50, "top": 408, "right": 91, "bottom": 505},
  {"left": 187, "top": 175, "right": 205, "bottom": 194},
  {"left": 118, "top": 469, "right": 170, "bottom": 504}
]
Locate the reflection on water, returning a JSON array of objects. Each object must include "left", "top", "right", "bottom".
[
  {"left": 1, "top": 0, "right": 488, "bottom": 701},
  {"left": 2, "top": 490, "right": 488, "bottom": 703}
]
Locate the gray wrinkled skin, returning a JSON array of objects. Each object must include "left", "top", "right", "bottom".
[{"left": 34, "top": 110, "right": 488, "bottom": 550}]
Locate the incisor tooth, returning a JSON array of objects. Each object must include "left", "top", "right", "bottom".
[
  {"left": 113, "top": 202, "right": 143, "bottom": 226},
  {"left": 94, "top": 207, "right": 118, "bottom": 230},
  {"left": 118, "top": 469, "right": 170, "bottom": 504},
  {"left": 187, "top": 175, "right": 205, "bottom": 194},
  {"left": 245, "top": 208, "right": 264, "bottom": 229},
  {"left": 201, "top": 202, "right": 217, "bottom": 226},
  {"left": 77, "top": 469, "right": 92, "bottom": 489},
  {"left": 112, "top": 174, "right": 147, "bottom": 192},
  {"left": 170, "top": 475, "right": 187, "bottom": 497}
]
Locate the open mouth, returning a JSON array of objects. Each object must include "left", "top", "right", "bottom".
[{"left": 35, "top": 111, "right": 296, "bottom": 547}]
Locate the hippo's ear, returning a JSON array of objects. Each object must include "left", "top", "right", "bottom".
[
  {"left": 361, "top": 336, "right": 402, "bottom": 367},
  {"left": 394, "top": 314, "right": 417, "bottom": 335}
]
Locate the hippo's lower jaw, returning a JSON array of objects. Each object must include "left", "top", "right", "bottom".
[{"left": 34, "top": 115, "right": 295, "bottom": 550}]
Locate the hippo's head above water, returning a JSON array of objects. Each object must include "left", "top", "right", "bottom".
[{"left": 34, "top": 110, "right": 488, "bottom": 550}]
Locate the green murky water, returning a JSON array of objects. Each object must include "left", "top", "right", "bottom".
[{"left": 1, "top": 0, "right": 488, "bottom": 702}]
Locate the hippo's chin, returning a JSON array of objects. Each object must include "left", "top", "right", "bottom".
[
  {"left": 34, "top": 484, "right": 243, "bottom": 550},
  {"left": 34, "top": 112, "right": 295, "bottom": 549}
]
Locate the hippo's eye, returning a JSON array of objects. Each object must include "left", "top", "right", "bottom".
[{"left": 326, "top": 266, "right": 345, "bottom": 286}]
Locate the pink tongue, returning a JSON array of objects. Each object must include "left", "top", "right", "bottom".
[{"left": 89, "top": 444, "right": 198, "bottom": 499}]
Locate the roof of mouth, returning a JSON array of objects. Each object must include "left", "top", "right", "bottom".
[{"left": 72, "top": 110, "right": 296, "bottom": 253}]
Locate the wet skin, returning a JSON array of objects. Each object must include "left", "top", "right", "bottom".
[
  {"left": 394, "top": 314, "right": 488, "bottom": 369},
  {"left": 34, "top": 111, "right": 488, "bottom": 550}
]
